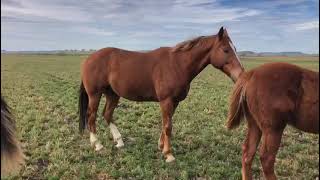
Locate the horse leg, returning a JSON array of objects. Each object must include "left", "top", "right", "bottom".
[
  {"left": 158, "top": 132, "right": 164, "bottom": 150},
  {"left": 158, "top": 102, "right": 178, "bottom": 151},
  {"left": 102, "top": 93, "right": 123, "bottom": 148},
  {"left": 259, "top": 129, "right": 284, "bottom": 180},
  {"left": 87, "top": 93, "right": 103, "bottom": 151},
  {"left": 241, "top": 119, "right": 262, "bottom": 180},
  {"left": 159, "top": 98, "right": 178, "bottom": 163}
]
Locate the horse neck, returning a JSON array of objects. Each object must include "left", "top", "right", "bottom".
[{"left": 175, "top": 47, "right": 210, "bottom": 83}]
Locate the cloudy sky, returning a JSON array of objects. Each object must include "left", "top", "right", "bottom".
[{"left": 1, "top": 0, "right": 319, "bottom": 53}]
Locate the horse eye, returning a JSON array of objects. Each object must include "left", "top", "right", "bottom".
[{"left": 223, "top": 49, "right": 229, "bottom": 53}]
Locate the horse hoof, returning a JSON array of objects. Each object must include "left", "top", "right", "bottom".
[
  {"left": 95, "top": 144, "right": 104, "bottom": 151},
  {"left": 165, "top": 154, "right": 175, "bottom": 163},
  {"left": 115, "top": 140, "right": 124, "bottom": 148},
  {"left": 116, "top": 143, "right": 124, "bottom": 148}
]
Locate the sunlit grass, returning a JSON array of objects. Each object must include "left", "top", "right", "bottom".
[{"left": 1, "top": 54, "right": 319, "bottom": 179}]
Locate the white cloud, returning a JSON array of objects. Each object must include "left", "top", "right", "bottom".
[
  {"left": 1, "top": 0, "right": 92, "bottom": 22},
  {"left": 1, "top": 0, "right": 262, "bottom": 25},
  {"left": 103, "top": 14, "right": 117, "bottom": 19},
  {"left": 181, "top": 9, "right": 261, "bottom": 24},
  {"left": 249, "top": 0, "right": 312, "bottom": 9},
  {"left": 73, "top": 27, "right": 115, "bottom": 36},
  {"left": 295, "top": 21, "right": 319, "bottom": 30},
  {"left": 1, "top": 0, "right": 318, "bottom": 53},
  {"left": 159, "top": 1, "right": 262, "bottom": 24}
]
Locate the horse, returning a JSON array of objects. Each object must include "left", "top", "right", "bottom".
[
  {"left": 1, "top": 96, "right": 25, "bottom": 176},
  {"left": 79, "top": 26, "right": 244, "bottom": 162},
  {"left": 226, "top": 62, "right": 319, "bottom": 180}
]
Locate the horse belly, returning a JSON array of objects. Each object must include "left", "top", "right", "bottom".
[
  {"left": 109, "top": 74, "right": 157, "bottom": 101},
  {"left": 121, "top": 87, "right": 158, "bottom": 102}
]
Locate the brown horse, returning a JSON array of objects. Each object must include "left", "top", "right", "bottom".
[
  {"left": 1, "top": 96, "right": 25, "bottom": 176},
  {"left": 79, "top": 27, "right": 244, "bottom": 162},
  {"left": 227, "top": 62, "right": 319, "bottom": 179}
]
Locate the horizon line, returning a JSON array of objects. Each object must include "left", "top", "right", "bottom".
[{"left": 1, "top": 49, "right": 319, "bottom": 55}]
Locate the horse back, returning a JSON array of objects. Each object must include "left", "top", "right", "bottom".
[{"left": 81, "top": 47, "right": 173, "bottom": 101}]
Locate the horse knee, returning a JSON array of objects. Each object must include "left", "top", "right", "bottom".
[
  {"left": 260, "top": 153, "right": 275, "bottom": 174},
  {"left": 88, "top": 124, "right": 96, "bottom": 132},
  {"left": 87, "top": 112, "right": 97, "bottom": 132},
  {"left": 88, "top": 113, "right": 96, "bottom": 122},
  {"left": 103, "top": 112, "right": 112, "bottom": 124},
  {"left": 164, "top": 124, "right": 172, "bottom": 136},
  {"left": 242, "top": 143, "right": 247, "bottom": 152},
  {"left": 242, "top": 146, "right": 255, "bottom": 166}
]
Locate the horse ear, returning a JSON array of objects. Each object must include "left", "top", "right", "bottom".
[{"left": 218, "top": 26, "right": 224, "bottom": 41}]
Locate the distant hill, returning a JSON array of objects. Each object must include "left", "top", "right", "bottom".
[
  {"left": 237, "top": 51, "right": 256, "bottom": 56},
  {"left": 259, "top": 51, "right": 305, "bottom": 56},
  {"left": 237, "top": 51, "right": 318, "bottom": 57},
  {"left": 1, "top": 50, "right": 318, "bottom": 57},
  {"left": 1, "top": 50, "right": 96, "bottom": 55}
]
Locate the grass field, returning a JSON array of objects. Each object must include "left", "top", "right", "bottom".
[{"left": 1, "top": 54, "right": 319, "bottom": 180}]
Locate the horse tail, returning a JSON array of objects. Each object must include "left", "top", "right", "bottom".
[
  {"left": 1, "top": 96, "right": 25, "bottom": 176},
  {"left": 226, "top": 71, "right": 252, "bottom": 129},
  {"left": 79, "top": 81, "right": 88, "bottom": 134}
]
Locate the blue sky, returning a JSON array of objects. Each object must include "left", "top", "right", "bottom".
[{"left": 1, "top": 0, "right": 319, "bottom": 53}]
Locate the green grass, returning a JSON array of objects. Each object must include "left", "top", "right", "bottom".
[{"left": 1, "top": 54, "right": 319, "bottom": 180}]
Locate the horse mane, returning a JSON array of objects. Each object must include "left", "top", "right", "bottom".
[{"left": 171, "top": 35, "right": 213, "bottom": 52}]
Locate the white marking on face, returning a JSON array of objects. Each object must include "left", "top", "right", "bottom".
[
  {"left": 229, "top": 41, "right": 243, "bottom": 67},
  {"left": 109, "top": 123, "right": 124, "bottom": 148}
]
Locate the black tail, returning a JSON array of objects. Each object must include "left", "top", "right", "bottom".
[
  {"left": 79, "top": 82, "right": 89, "bottom": 134},
  {"left": 1, "top": 96, "right": 25, "bottom": 176}
]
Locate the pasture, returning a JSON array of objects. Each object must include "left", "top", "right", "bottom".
[{"left": 1, "top": 54, "right": 319, "bottom": 179}]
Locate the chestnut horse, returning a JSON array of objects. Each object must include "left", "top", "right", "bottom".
[
  {"left": 227, "top": 62, "right": 319, "bottom": 179},
  {"left": 1, "top": 96, "right": 25, "bottom": 176},
  {"left": 79, "top": 27, "right": 244, "bottom": 162}
]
